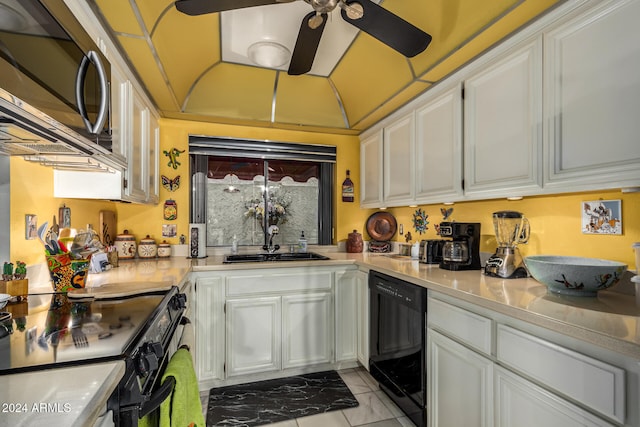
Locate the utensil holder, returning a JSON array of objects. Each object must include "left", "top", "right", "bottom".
[{"left": 46, "top": 254, "right": 90, "bottom": 292}]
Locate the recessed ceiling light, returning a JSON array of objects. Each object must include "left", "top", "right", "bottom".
[{"left": 247, "top": 41, "right": 291, "bottom": 68}]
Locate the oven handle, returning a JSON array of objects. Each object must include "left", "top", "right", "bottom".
[{"left": 138, "top": 375, "right": 175, "bottom": 419}]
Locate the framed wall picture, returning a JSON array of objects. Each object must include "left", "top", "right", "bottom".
[
  {"left": 25, "top": 214, "right": 37, "bottom": 239},
  {"left": 582, "top": 199, "right": 622, "bottom": 235}
]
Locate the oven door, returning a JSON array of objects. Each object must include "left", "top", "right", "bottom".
[
  {"left": 369, "top": 271, "right": 426, "bottom": 424},
  {"left": 108, "top": 290, "right": 188, "bottom": 426}
]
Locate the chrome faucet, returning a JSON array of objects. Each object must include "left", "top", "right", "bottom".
[{"left": 263, "top": 225, "right": 280, "bottom": 253}]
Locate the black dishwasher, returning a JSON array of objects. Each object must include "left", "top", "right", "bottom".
[{"left": 369, "top": 270, "right": 427, "bottom": 427}]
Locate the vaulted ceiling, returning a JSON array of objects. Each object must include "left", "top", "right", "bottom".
[{"left": 88, "top": 0, "right": 563, "bottom": 135}]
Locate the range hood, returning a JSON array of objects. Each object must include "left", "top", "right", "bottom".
[{"left": 0, "top": 88, "right": 126, "bottom": 171}]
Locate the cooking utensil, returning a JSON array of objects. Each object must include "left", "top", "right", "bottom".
[
  {"left": 51, "top": 215, "right": 59, "bottom": 236},
  {"left": 71, "top": 327, "right": 88, "bottom": 348},
  {"left": 37, "top": 221, "right": 49, "bottom": 246}
]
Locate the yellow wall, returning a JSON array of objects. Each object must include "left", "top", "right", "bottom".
[
  {"left": 9, "top": 157, "right": 117, "bottom": 265},
  {"left": 7, "top": 119, "right": 640, "bottom": 273},
  {"left": 115, "top": 118, "right": 364, "bottom": 244},
  {"left": 384, "top": 190, "right": 640, "bottom": 270}
]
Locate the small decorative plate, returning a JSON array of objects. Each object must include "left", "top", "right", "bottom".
[{"left": 412, "top": 208, "right": 429, "bottom": 234}]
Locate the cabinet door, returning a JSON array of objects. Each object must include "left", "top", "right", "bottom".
[
  {"left": 414, "top": 84, "right": 463, "bottom": 204},
  {"left": 147, "top": 114, "right": 159, "bottom": 204},
  {"left": 110, "top": 64, "right": 127, "bottom": 159},
  {"left": 428, "top": 329, "right": 494, "bottom": 427},
  {"left": 464, "top": 37, "right": 543, "bottom": 198},
  {"left": 335, "top": 270, "right": 357, "bottom": 362},
  {"left": 495, "top": 366, "right": 614, "bottom": 427},
  {"left": 383, "top": 113, "right": 415, "bottom": 205},
  {"left": 544, "top": 0, "right": 640, "bottom": 191},
  {"left": 226, "top": 296, "right": 281, "bottom": 377},
  {"left": 356, "top": 270, "right": 369, "bottom": 369},
  {"left": 360, "top": 131, "right": 384, "bottom": 207},
  {"left": 126, "top": 89, "right": 149, "bottom": 201},
  {"left": 195, "top": 276, "right": 225, "bottom": 384},
  {"left": 282, "top": 292, "right": 333, "bottom": 369}
]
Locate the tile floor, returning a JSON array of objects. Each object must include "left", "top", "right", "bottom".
[{"left": 201, "top": 367, "right": 416, "bottom": 427}]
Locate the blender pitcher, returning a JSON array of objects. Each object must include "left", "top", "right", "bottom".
[
  {"left": 485, "top": 211, "right": 530, "bottom": 279},
  {"left": 494, "top": 211, "right": 530, "bottom": 247}
]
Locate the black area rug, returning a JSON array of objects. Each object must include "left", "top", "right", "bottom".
[{"left": 206, "top": 370, "right": 359, "bottom": 427}]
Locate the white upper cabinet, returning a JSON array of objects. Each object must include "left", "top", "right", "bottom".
[
  {"left": 414, "top": 84, "right": 464, "bottom": 204},
  {"left": 543, "top": 0, "right": 640, "bottom": 191},
  {"left": 360, "top": 130, "right": 384, "bottom": 207},
  {"left": 383, "top": 113, "right": 415, "bottom": 206},
  {"left": 463, "top": 36, "right": 543, "bottom": 198},
  {"left": 147, "top": 114, "right": 160, "bottom": 204},
  {"left": 126, "top": 88, "right": 150, "bottom": 201}
]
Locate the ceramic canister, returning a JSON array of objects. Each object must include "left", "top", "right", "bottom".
[
  {"left": 114, "top": 230, "right": 137, "bottom": 259},
  {"left": 157, "top": 241, "right": 171, "bottom": 258},
  {"left": 138, "top": 235, "right": 158, "bottom": 259},
  {"left": 346, "top": 230, "right": 364, "bottom": 253}
]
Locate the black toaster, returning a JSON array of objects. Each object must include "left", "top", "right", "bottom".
[{"left": 420, "top": 239, "right": 445, "bottom": 264}]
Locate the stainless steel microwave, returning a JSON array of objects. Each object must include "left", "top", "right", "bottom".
[{"left": 0, "top": 0, "right": 125, "bottom": 168}]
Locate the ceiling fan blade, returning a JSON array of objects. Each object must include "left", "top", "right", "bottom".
[
  {"left": 175, "top": 0, "right": 289, "bottom": 15},
  {"left": 288, "top": 12, "right": 328, "bottom": 76},
  {"left": 340, "top": 0, "right": 431, "bottom": 57}
]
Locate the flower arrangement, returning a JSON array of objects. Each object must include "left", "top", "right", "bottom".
[{"left": 245, "top": 192, "right": 290, "bottom": 226}]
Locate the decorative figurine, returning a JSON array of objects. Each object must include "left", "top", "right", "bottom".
[
  {"left": 161, "top": 175, "right": 180, "bottom": 192},
  {"left": 412, "top": 208, "right": 429, "bottom": 234},
  {"left": 164, "top": 199, "right": 178, "bottom": 220},
  {"left": 163, "top": 148, "right": 185, "bottom": 169}
]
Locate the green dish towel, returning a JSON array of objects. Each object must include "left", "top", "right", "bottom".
[{"left": 159, "top": 348, "right": 205, "bottom": 427}]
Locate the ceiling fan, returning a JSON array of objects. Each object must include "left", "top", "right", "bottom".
[{"left": 174, "top": 0, "right": 432, "bottom": 75}]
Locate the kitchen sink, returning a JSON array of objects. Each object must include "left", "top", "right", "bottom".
[{"left": 223, "top": 252, "right": 330, "bottom": 264}]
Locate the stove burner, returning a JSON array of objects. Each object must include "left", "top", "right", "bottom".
[
  {"left": 98, "top": 332, "right": 112, "bottom": 340},
  {"left": 119, "top": 315, "right": 131, "bottom": 322},
  {"left": 109, "top": 323, "right": 122, "bottom": 330}
]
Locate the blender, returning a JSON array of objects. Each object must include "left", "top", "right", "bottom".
[{"left": 485, "top": 211, "right": 530, "bottom": 278}]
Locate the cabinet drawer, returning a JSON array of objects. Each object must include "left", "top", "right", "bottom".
[
  {"left": 497, "top": 324, "right": 625, "bottom": 424},
  {"left": 428, "top": 297, "right": 492, "bottom": 355},
  {"left": 226, "top": 271, "right": 333, "bottom": 296}
]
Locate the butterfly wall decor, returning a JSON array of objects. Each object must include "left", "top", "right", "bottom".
[
  {"left": 441, "top": 207, "right": 453, "bottom": 220},
  {"left": 162, "top": 175, "right": 180, "bottom": 192}
]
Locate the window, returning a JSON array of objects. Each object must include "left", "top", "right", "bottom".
[{"left": 190, "top": 137, "right": 335, "bottom": 247}]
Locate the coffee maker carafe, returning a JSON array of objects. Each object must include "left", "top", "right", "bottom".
[
  {"left": 439, "top": 222, "right": 482, "bottom": 271},
  {"left": 485, "top": 211, "right": 530, "bottom": 278}
]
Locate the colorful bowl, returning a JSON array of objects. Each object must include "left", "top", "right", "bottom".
[{"left": 524, "top": 255, "right": 627, "bottom": 297}]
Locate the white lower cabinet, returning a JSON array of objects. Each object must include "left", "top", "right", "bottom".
[
  {"left": 282, "top": 292, "right": 333, "bottom": 369},
  {"left": 194, "top": 276, "right": 225, "bottom": 383},
  {"left": 428, "top": 293, "right": 633, "bottom": 427},
  {"left": 193, "top": 265, "right": 358, "bottom": 389},
  {"left": 226, "top": 296, "right": 281, "bottom": 377},
  {"left": 226, "top": 290, "right": 335, "bottom": 375},
  {"left": 356, "top": 270, "right": 369, "bottom": 369},
  {"left": 494, "top": 366, "right": 614, "bottom": 427},
  {"left": 428, "top": 329, "right": 493, "bottom": 427}
]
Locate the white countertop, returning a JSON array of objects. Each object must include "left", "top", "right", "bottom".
[
  {"left": 192, "top": 251, "right": 640, "bottom": 358},
  {"left": 0, "top": 361, "right": 124, "bottom": 427},
  {"left": 5, "top": 251, "right": 636, "bottom": 425}
]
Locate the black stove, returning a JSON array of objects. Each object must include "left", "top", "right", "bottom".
[{"left": 0, "top": 286, "right": 187, "bottom": 426}]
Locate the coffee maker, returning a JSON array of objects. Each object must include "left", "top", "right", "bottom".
[
  {"left": 439, "top": 222, "right": 482, "bottom": 270},
  {"left": 485, "top": 211, "right": 530, "bottom": 279}
]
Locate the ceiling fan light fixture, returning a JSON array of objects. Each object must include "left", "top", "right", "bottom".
[{"left": 247, "top": 41, "right": 291, "bottom": 68}]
